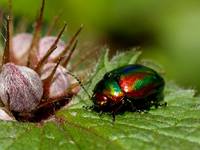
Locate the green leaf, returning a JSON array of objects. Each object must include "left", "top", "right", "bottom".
[
  {"left": 109, "top": 49, "right": 142, "bottom": 69},
  {"left": 1, "top": 50, "right": 200, "bottom": 150}
]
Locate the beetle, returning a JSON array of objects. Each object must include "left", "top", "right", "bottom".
[{"left": 91, "top": 64, "right": 166, "bottom": 121}]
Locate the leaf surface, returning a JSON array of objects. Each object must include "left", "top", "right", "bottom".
[{"left": 0, "top": 50, "right": 200, "bottom": 150}]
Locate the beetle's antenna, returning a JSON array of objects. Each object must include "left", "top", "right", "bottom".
[{"left": 64, "top": 71, "right": 91, "bottom": 100}]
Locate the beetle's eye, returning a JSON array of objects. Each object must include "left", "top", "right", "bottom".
[
  {"left": 103, "top": 95, "right": 108, "bottom": 100},
  {"left": 94, "top": 93, "right": 108, "bottom": 106},
  {"left": 98, "top": 95, "right": 108, "bottom": 106}
]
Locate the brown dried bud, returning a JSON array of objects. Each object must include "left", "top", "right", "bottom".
[{"left": 0, "top": 63, "right": 43, "bottom": 112}]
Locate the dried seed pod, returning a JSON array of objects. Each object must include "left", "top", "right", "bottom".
[
  {"left": 0, "top": 63, "right": 43, "bottom": 112},
  {"left": 41, "top": 63, "right": 71, "bottom": 98}
]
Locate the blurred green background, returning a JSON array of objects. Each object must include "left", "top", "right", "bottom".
[{"left": 0, "top": 0, "right": 200, "bottom": 91}]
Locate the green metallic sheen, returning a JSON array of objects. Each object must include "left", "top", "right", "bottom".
[{"left": 104, "top": 79, "right": 122, "bottom": 97}]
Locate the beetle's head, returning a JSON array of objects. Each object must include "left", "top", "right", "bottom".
[{"left": 92, "top": 92, "right": 111, "bottom": 111}]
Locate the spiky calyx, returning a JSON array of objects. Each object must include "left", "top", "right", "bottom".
[{"left": 0, "top": 0, "right": 82, "bottom": 122}]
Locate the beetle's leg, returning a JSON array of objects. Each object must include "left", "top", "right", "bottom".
[
  {"left": 152, "top": 93, "right": 167, "bottom": 108},
  {"left": 154, "top": 92, "right": 166, "bottom": 108},
  {"left": 111, "top": 98, "right": 125, "bottom": 122},
  {"left": 99, "top": 110, "right": 103, "bottom": 117},
  {"left": 157, "top": 93, "right": 167, "bottom": 108},
  {"left": 126, "top": 98, "right": 137, "bottom": 111},
  {"left": 111, "top": 112, "right": 116, "bottom": 122},
  {"left": 156, "top": 101, "right": 167, "bottom": 108}
]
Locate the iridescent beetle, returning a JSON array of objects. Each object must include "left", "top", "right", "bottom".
[{"left": 91, "top": 64, "right": 166, "bottom": 121}]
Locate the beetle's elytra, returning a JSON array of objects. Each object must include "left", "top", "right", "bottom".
[{"left": 92, "top": 64, "right": 166, "bottom": 120}]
